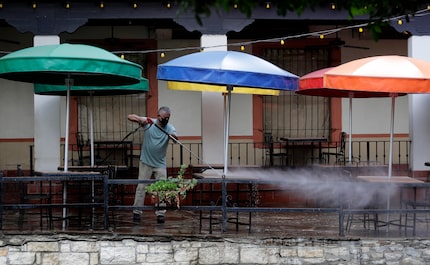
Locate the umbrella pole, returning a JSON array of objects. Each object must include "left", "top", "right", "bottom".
[
  {"left": 222, "top": 85, "right": 233, "bottom": 233},
  {"left": 89, "top": 92, "right": 95, "bottom": 167},
  {"left": 385, "top": 94, "right": 397, "bottom": 234},
  {"left": 223, "top": 87, "right": 232, "bottom": 177},
  {"left": 348, "top": 94, "right": 353, "bottom": 165},
  {"left": 63, "top": 77, "right": 73, "bottom": 230},
  {"left": 63, "top": 78, "right": 73, "bottom": 172},
  {"left": 388, "top": 95, "right": 396, "bottom": 178}
]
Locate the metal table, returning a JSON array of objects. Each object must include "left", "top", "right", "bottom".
[{"left": 280, "top": 137, "right": 328, "bottom": 165}]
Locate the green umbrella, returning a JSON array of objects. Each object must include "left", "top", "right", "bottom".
[
  {"left": 0, "top": 43, "right": 143, "bottom": 171},
  {"left": 35, "top": 78, "right": 149, "bottom": 167}
]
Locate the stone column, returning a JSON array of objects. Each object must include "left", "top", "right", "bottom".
[
  {"left": 408, "top": 36, "right": 430, "bottom": 171},
  {"left": 200, "top": 35, "right": 227, "bottom": 164},
  {"left": 33, "top": 35, "right": 61, "bottom": 171}
]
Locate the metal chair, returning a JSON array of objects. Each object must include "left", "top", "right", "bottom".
[
  {"left": 322, "top": 132, "right": 346, "bottom": 165},
  {"left": 76, "top": 132, "right": 91, "bottom": 166},
  {"left": 264, "top": 132, "right": 288, "bottom": 167},
  {"left": 17, "top": 164, "right": 53, "bottom": 229},
  {"left": 403, "top": 175, "right": 430, "bottom": 234}
]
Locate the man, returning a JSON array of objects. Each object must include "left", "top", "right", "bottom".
[{"left": 127, "top": 106, "right": 177, "bottom": 224}]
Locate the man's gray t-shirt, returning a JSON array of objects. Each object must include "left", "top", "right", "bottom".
[{"left": 140, "top": 119, "right": 176, "bottom": 168}]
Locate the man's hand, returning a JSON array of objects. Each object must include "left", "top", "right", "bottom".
[{"left": 146, "top": 118, "right": 153, "bottom": 125}]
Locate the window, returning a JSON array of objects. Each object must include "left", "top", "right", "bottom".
[{"left": 255, "top": 43, "right": 339, "bottom": 141}]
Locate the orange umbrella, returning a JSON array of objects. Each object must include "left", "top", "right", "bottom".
[
  {"left": 324, "top": 55, "right": 430, "bottom": 93},
  {"left": 298, "top": 67, "right": 406, "bottom": 165},
  {"left": 323, "top": 55, "right": 430, "bottom": 177}
]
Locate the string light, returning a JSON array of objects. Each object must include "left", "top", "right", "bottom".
[
  {"left": 331, "top": 3, "right": 336, "bottom": 10},
  {"left": 132, "top": 2, "right": 138, "bottom": 9},
  {"left": 265, "top": 2, "right": 271, "bottom": 9},
  {"left": 65, "top": 2, "right": 70, "bottom": 9},
  {"left": 1, "top": 8, "right": 428, "bottom": 57},
  {"left": 0, "top": 2, "right": 3, "bottom": 9},
  {"left": 240, "top": 45, "right": 245, "bottom": 51},
  {"left": 280, "top": 39, "right": 285, "bottom": 45},
  {"left": 99, "top": 2, "right": 104, "bottom": 9},
  {"left": 109, "top": 8, "right": 428, "bottom": 57},
  {"left": 397, "top": 19, "right": 403, "bottom": 25},
  {"left": 32, "top": 2, "right": 37, "bottom": 9},
  {"left": 233, "top": 3, "right": 238, "bottom": 9},
  {"left": 166, "top": 2, "right": 171, "bottom": 9},
  {"left": 120, "top": 54, "right": 125, "bottom": 59},
  {"left": 160, "top": 52, "right": 165, "bottom": 58}
]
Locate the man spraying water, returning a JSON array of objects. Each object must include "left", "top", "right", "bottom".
[{"left": 128, "top": 106, "right": 177, "bottom": 224}]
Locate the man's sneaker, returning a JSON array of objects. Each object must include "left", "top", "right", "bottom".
[
  {"left": 133, "top": 213, "right": 140, "bottom": 222},
  {"left": 157, "top": 215, "right": 165, "bottom": 224}
]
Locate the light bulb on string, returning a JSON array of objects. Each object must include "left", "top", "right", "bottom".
[
  {"left": 120, "top": 54, "right": 125, "bottom": 59},
  {"left": 99, "top": 2, "right": 104, "bottom": 9},
  {"left": 280, "top": 39, "right": 285, "bottom": 45},
  {"left": 0, "top": 2, "right": 3, "bottom": 9},
  {"left": 132, "top": 2, "right": 138, "bottom": 9},
  {"left": 166, "top": 2, "right": 171, "bottom": 9},
  {"left": 160, "top": 52, "right": 165, "bottom": 58},
  {"left": 233, "top": 3, "right": 238, "bottom": 9},
  {"left": 65, "top": 2, "right": 70, "bottom": 9},
  {"left": 240, "top": 45, "right": 245, "bottom": 51},
  {"left": 358, "top": 27, "right": 364, "bottom": 33},
  {"left": 319, "top": 34, "right": 324, "bottom": 39},
  {"left": 331, "top": 3, "right": 336, "bottom": 10},
  {"left": 32, "top": 2, "right": 37, "bottom": 9},
  {"left": 265, "top": 2, "right": 271, "bottom": 9},
  {"left": 397, "top": 19, "right": 403, "bottom": 25}
]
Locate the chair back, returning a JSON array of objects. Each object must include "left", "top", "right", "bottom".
[
  {"left": 339, "top": 131, "right": 346, "bottom": 154},
  {"left": 263, "top": 132, "right": 274, "bottom": 155}
]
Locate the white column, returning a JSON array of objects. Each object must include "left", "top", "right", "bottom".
[
  {"left": 408, "top": 36, "right": 430, "bottom": 171},
  {"left": 200, "top": 35, "right": 227, "bottom": 164},
  {"left": 33, "top": 35, "right": 61, "bottom": 171}
]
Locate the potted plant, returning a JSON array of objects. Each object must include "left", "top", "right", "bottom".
[{"left": 145, "top": 164, "right": 197, "bottom": 208}]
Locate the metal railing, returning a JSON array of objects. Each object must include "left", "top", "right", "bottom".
[{"left": 29, "top": 139, "right": 411, "bottom": 174}]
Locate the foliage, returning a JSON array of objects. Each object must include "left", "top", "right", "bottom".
[
  {"left": 176, "top": 0, "right": 428, "bottom": 39},
  {"left": 145, "top": 164, "right": 197, "bottom": 208}
]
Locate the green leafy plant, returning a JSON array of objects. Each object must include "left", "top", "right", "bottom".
[{"left": 145, "top": 164, "right": 197, "bottom": 208}]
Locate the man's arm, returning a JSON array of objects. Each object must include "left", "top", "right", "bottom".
[{"left": 128, "top": 114, "right": 153, "bottom": 125}]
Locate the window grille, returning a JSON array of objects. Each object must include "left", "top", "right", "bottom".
[
  {"left": 77, "top": 52, "right": 147, "bottom": 144},
  {"left": 78, "top": 93, "right": 147, "bottom": 144},
  {"left": 261, "top": 47, "right": 332, "bottom": 140}
]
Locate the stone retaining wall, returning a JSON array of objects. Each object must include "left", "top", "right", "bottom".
[{"left": 1, "top": 234, "right": 430, "bottom": 264}]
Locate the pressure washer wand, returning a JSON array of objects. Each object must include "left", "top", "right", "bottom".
[{"left": 153, "top": 123, "right": 222, "bottom": 177}]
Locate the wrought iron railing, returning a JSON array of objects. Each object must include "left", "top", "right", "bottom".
[{"left": 30, "top": 139, "right": 411, "bottom": 174}]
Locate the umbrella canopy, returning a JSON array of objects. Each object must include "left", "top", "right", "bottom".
[
  {"left": 0, "top": 43, "right": 141, "bottom": 86},
  {"left": 34, "top": 77, "right": 149, "bottom": 166},
  {"left": 158, "top": 51, "right": 298, "bottom": 96},
  {"left": 324, "top": 55, "right": 430, "bottom": 93},
  {"left": 323, "top": 55, "right": 430, "bottom": 178},
  {"left": 157, "top": 51, "right": 299, "bottom": 176},
  {"left": 297, "top": 67, "right": 406, "bottom": 164},
  {"left": 299, "top": 67, "right": 403, "bottom": 98},
  {"left": 0, "top": 43, "right": 143, "bottom": 171},
  {"left": 34, "top": 77, "right": 148, "bottom": 96}
]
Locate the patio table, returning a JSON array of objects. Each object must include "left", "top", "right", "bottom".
[
  {"left": 280, "top": 137, "right": 328, "bottom": 165},
  {"left": 355, "top": 175, "right": 425, "bottom": 234}
]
